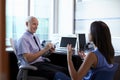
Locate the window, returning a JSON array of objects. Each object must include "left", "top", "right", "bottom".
[
  {"left": 74, "top": 0, "right": 120, "bottom": 51},
  {"left": 30, "top": 0, "right": 53, "bottom": 41},
  {"left": 6, "top": 0, "right": 53, "bottom": 46},
  {"left": 58, "top": 0, "right": 74, "bottom": 35},
  {"left": 6, "top": 0, "right": 75, "bottom": 46},
  {"left": 75, "top": 0, "right": 120, "bottom": 38},
  {"left": 6, "top": 0, "right": 28, "bottom": 46}
]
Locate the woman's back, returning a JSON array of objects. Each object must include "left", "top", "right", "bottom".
[
  {"left": 83, "top": 48, "right": 114, "bottom": 80},
  {"left": 93, "top": 48, "right": 113, "bottom": 68},
  {"left": 84, "top": 48, "right": 118, "bottom": 80}
]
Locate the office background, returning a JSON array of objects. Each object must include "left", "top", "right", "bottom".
[
  {"left": 6, "top": 0, "right": 120, "bottom": 53},
  {"left": 1, "top": 0, "right": 120, "bottom": 80}
]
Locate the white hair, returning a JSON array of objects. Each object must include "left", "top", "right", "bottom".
[{"left": 26, "top": 16, "right": 37, "bottom": 23}]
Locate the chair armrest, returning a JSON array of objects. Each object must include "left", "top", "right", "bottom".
[{"left": 19, "top": 65, "right": 37, "bottom": 70}]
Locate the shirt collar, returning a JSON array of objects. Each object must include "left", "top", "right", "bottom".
[{"left": 25, "top": 30, "right": 35, "bottom": 37}]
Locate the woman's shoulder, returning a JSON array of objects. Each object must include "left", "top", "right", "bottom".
[
  {"left": 85, "top": 52, "right": 98, "bottom": 67},
  {"left": 90, "top": 48, "right": 102, "bottom": 58}
]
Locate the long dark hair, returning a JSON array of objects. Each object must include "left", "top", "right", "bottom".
[{"left": 90, "top": 21, "right": 114, "bottom": 64}]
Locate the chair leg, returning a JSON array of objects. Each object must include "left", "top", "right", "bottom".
[
  {"left": 17, "top": 69, "right": 23, "bottom": 80},
  {"left": 17, "top": 69, "right": 28, "bottom": 80},
  {"left": 22, "top": 69, "right": 28, "bottom": 80}
]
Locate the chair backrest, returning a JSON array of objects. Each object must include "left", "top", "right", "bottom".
[
  {"left": 10, "top": 38, "right": 41, "bottom": 80},
  {"left": 91, "top": 63, "right": 119, "bottom": 80},
  {"left": 10, "top": 38, "right": 29, "bottom": 66},
  {"left": 10, "top": 38, "right": 19, "bottom": 59},
  {"left": 10, "top": 38, "right": 37, "bottom": 69}
]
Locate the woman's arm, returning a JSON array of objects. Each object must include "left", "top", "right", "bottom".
[
  {"left": 67, "top": 44, "right": 77, "bottom": 80},
  {"left": 67, "top": 44, "right": 97, "bottom": 80}
]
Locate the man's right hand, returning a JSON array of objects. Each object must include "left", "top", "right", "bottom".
[{"left": 45, "top": 43, "right": 54, "bottom": 50}]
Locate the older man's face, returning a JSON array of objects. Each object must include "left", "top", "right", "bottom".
[{"left": 27, "top": 18, "right": 39, "bottom": 34}]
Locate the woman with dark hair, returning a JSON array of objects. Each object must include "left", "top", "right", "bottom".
[
  {"left": 54, "top": 21, "right": 117, "bottom": 80},
  {"left": 90, "top": 21, "right": 114, "bottom": 64}
]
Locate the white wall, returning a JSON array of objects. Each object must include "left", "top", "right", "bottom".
[
  {"left": 75, "top": 0, "right": 120, "bottom": 53},
  {"left": 58, "top": 0, "right": 74, "bottom": 35},
  {"left": 75, "top": 0, "right": 120, "bottom": 38},
  {"left": 50, "top": 0, "right": 75, "bottom": 44}
]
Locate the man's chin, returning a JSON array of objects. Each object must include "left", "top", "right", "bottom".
[{"left": 33, "top": 31, "right": 36, "bottom": 33}]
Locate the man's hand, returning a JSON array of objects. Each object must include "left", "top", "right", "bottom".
[
  {"left": 45, "top": 43, "right": 53, "bottom": 49},
  {"left": 45, "top": 43, "right": 55, "bottom": 53}
]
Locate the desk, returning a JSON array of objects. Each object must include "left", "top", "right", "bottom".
[
  {"left": 47, "top": 51, "right": 82, "bottom": 70},
  {"left": 6, "top": 48, "right": 82, "bottom": 80},
  {"left": 6, "top": 48, "right": 120, "bottom": 80}
]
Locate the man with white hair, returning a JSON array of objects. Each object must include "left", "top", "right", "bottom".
[{"left": 17, "top": 16, "right": 68, "bottom": 80}]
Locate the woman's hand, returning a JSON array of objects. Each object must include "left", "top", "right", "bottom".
[
  {"left": 67, "top": 44, "right": 73, "bottom": 59},
  {"left": 78, "top": 51, "right": 86, "bottom": 60}
]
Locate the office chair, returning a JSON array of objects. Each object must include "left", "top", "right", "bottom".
[
  {"left": 113, "top": 56, "right": 120, "bottom": 80},
  {"left": 90, "top": 63, "right": 119, "bottom": 80},
  {"left": 10, "top": 38, "right": 48, "bottom": 80}
]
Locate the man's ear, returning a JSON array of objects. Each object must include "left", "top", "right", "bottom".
[{"left": 26, "top": 22, "right": 28, "bottom": 26}]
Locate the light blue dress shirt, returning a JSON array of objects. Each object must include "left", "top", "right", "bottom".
[{"left": 17, "top": 31, "right": 44, "bottom": 64}]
